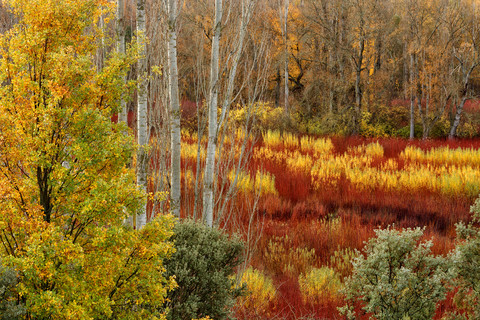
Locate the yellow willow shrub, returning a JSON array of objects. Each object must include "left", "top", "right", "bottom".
[
  {"left": 235, "top": 127, "right": 247, "bottom": 140},
  {"left": 227, "top": 170, "right": 278, "bottom": 196},
  {"left": 263, "top": 235, "right": 316, "bottom": 277},
  {"left": 286, "top": 151, "right": 314, "bottom": 173},
  {"left": 255, "top": 171, "right": 278, "bottom": 196},
  {"left": 336, "top": 154, "right": 373, "bottom": 169},
  {"left": 365, "top": 142, "right": 384, "bottom": 158},
  {"left": 181, "top": 129, "right": 196, "bottom": 141},
  {"left": 237, "top": 267, "right": 276, "bottom": 314},
  {"left": 221, "top": 126, "right": 251, "bottom": 146},
  {"left": 418, "top": 164, "right": 480, "bottom": 196},
  {"left": 310, "top": 155, "right": 372, "bottom": 190},
  {"left": 298, "top": 267, "right": 342, "bottom": 304},
  {"left": 346, "top": 165, "right": 437, "bottom": 193},
  {"left": 183, "top": 169, "right": 195, "bottom": 186},
  {"left": 181, "top": 129, "right": 207, "bottom": 144},
  {"left": 329, "top": 247, "right": 356, "bottom": 278},
  {"left": 345, "top": 166, "right": 409, "bottom": 192},
  {"left": 263, "top": 130, "right": 282, "bottom": 148},
  {"left": 321, "top": 217, "right": 342, "bottom": 235},
  {"left": 310, "top": 156, "right": 356, "bottom": 189},
  {"left": 401, "top": 146, "right": 480, "bottom": 167},
  {"left": 343, "top": 161, "right": 480, "bottom": 196},
  {"left": 306, "top": 142, "right": 480, "bottom": 195},
  {"left": 400, "top": 145, "right": 423, "bottom": 163},
  {"left": 228, "top": 170, "right": 253, "bottom": 194},
  {"left": 381, "top": 158, "right": 398, "bottom": 171},
  {"left": 439, "top": 166, "right": 480, "bottom": 197},
  {"left": 399, "top": 165, "right": 440, "bottom": 192},
  {"left": 349, "top": 142, "right": 384, "bottom": 158},
  {"left": 300, "top": 136, "right": 334, "bottom": 156},
  {"left": 283, "top": 132, "right": 299, "bottom": 149},
  {"left": 253, "top": 147, "right": 286, "bottom": 164},
  {"left": 344, "top": 167, "right": 381, "bottom": 191},
  {"left": 311, "top": 160, "right": 342, "bottom": 189},
  {"left": 181, "top": 142, "right": 206, "bottom": 162}
]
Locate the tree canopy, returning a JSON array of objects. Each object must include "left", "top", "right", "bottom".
[{"left": 0, "top": 0, "right": 176, "bottom": 318}]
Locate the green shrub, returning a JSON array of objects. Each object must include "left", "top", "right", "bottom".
[
  {"left": 456, "top": 119, "right": 477, "bottom": 138},
  {"left": 295, "top": 112, "right": 342, "bottom": 135},
  {"left": 430, "top": 117, "right": 451, "bottom": 138},
  {"left": 164, "top": 220, "right": 244, "bottom": 320},
  {"left": 339, "top": 227, "right": 449, "bottom": 320},
  {"left": 371, "top": 105, "right": 409, "bottom": 131},
  {"left": 360, "top": 111, "right": 389, "bottom": 137},
  {"left": 0, "top": 262, "right": 25, "bottom": 319},
  {"left": 396, "top": 124, "right": 422, "bottom": 138},
  {"left": 448, "top": 197, "right": 480, "bottom": 319}
]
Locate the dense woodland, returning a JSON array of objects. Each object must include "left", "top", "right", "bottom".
[
  {"left": 103, "top": 0, "right": 480, "bottom": 139},
  {"left": 3, "top": 0, "right": 480, "bottom": 319}
]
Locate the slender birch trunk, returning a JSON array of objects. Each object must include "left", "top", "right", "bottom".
[
  {"left": 117, "top": 0, "right": 127, "bottom": 124},
  {"left": 136, "top": 0, "right": 148, "bottom": 230},
  {"left": 449, "top": 60, "right": 477, "bottom": 138},
  {"left": 203, "top": 0, "right": 222, "bottom": 227},
  {"left": 449, "top": 97, "right": 467, "bottom": 139},
  {"left": 167, "top": 0, "right": 181, "bottom": 218},
  {"left": 409, "top": 53, "right": 415, "bottom": 139},
  {"left": 353, "top": 37, "right": 364, "bottom": 135}
]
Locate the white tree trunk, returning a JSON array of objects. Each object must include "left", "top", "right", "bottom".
[
  {"left": 449, "top": 97, "right": 467, "bottom": 139},
  {"left": 136, "top": 0, "right": 148, "bottom": 230},
  {"left": 409, "top": 53, "right": 415, "bottom": 140},
  {"left": 168, "top": 0, "right": 181, "bottom": 218},
  {"left": 449, "top": 62, "right": 477, "bottom": 139},
  {"left": 117, "top": 0, "right": 127, "bottom": 125},
  {"left": 203, "top": 0, "right": 222, "bottom": 227}
]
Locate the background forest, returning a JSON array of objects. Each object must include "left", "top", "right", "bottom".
[
  {"left": 3, "top": 0, "right": 480, "bottom": 319},
  {"left": 91, "top": 0, "right": 480, "bottom": 140}
]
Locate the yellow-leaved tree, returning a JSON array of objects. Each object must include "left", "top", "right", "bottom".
[{"left": 0, "top": 0, "right": 176, "bottom": 319}]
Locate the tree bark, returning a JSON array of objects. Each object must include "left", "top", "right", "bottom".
[
  {"left": 353, "top": 38, "right": 364, "bottom": 135},
  {"left": 203, "top": 0, "right": 222, "bottom": 227},
  {"left": 449, "top": 63, "right": 476, "bottom": 139},
  {"left": 202, "top": 0, "right": 255, "bottom": 227},
  {"left": 449, "top": 97, "right": 467, "bottom": 139},
  {"left": 168, "top": 0, "right": 181, "bottom": 218},
  {"left": 409, "top": 53, "right": 415, "bottom": 139},
  {"left": 136, "top": 0, "right": 148, "bottom": 230}
]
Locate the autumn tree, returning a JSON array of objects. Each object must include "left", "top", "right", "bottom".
[{"left": 0, "top": 0, "right": 175, "bottom": 318}]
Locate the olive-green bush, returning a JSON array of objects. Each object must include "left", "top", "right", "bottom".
[
  {"left": 339, "top": 227, "right": 449, "bottom": 320},
  {"left": 164, "top": 220, "right": 244, "bottom": 320},
  {"left": 0, "top": 262, "right": 25, "bottom": 319},
  {"left": 448, "top": 198, "right": 480, "bottom": 319}
]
